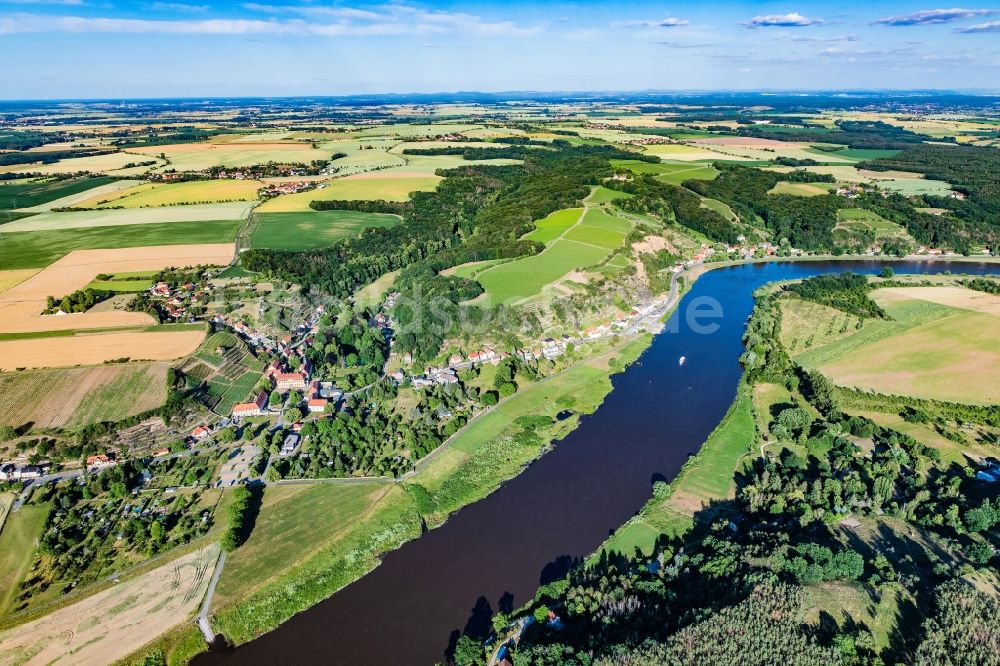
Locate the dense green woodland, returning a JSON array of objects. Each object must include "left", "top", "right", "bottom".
[{"left": 859, "top": 144, "right": 1000, "bottom": 252}]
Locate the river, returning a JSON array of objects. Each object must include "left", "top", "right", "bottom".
[{"left": 196, "top": 260, "right": 996, "bottom": 666}]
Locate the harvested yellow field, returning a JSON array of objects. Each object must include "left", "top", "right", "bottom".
[
  {"left": 0, "top": 269, "right": 40, "bottom": 294},
  {"left": 0, "top": 363, "right": 168, "bottom": 428},
  {"left": 0, "top": 329, "right": 206, "bottom": 370},
  {"left": 877, "top": 286, "right": 1000, "bottom": 316},
  {"left": 0, "top": 244, "right": 233, "bottom": 334},
  {"left": 0, "top": 545, "right": 218, "bottom": 666},
  {"left": 76, "top": 179, "right": 262, "bottom": 208},
  {"left": 125, "top": 141, "right": 330, "bottom": 172},
  {"left": 0, "top": 151, "right": 157, "bottom": 176}
]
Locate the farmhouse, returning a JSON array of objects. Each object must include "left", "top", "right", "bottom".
[
  {"left": 307, "top": 398, "right": 328, "bottom": 413},
  {"left": 191, "top": 425, "right": 211, "bottom": 440},
  {"left": 232, "top": 390, "right": 268, "bottom": 418},
  {"left": 86, "top": 454, "right": 117, "bottom": 471},
  {"left": 273, "top": 372, "right": 307, "bottom": 390},
  {"left": 15, "top": 465, "right": 43, "bottom": 480}
]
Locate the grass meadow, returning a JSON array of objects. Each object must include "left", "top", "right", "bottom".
[
  {"left": 477, "top": 207, "right": 630, "bottom": 303},
  {"left": 792, "top": 288, "right": 1000, "bottom": 405},
  {"left": 0, "top": 202, "right": 251, "bottom": 233},
  {"left": 251, "top": 211, "right": 400, "bottom": 251},
  {"left": 0, "top": 503, "right": 51, "bottom": 618}
]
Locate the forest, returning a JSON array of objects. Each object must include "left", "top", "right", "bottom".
[{"left": 683, "top": 164, "right": 841, "bottom": 250}]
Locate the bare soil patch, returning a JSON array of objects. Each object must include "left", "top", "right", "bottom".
[{"left": 877, "top": 286, "right": 1000, "bottom": 316}]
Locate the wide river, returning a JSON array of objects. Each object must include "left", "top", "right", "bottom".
[{"left": 197, "top": 260, "right": 996, "bottom": 666}]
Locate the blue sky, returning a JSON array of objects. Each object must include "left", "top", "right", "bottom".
[{"left": 1, "top": 1, "right": 999, "bottom": 98}]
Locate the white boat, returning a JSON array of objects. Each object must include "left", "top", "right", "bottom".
[{"left": 678, "top": 356, "right": 686, "bottom": 366}]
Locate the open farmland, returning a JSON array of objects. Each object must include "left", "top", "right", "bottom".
[
  {"left": 0, "top": 363, "right": 168, "bottom": 429},
  {"left": 476, "top": 207, "right": 628, "bottom": 303},
  {"left": 0, "top": 544, "right": 219, "bottom": 666},
  {"left": 0, "top": 244, "right": 233, "bottom": 333},
  {"left": 522, "top": 208, "right": 582, "bottom": 244},
  {"left": 258, "top": 172, "right": 442, "bottom": 211},
  {"left": 0, "top": 329, "right": 206, "bottom": 370},
  {"left": 0, "top": 176, "right": 119, "bottom": 210},
  {"left": 795, "top": 287, "right": 1000, "bottom": 405},
  {"left": 834, "top": 208, "right": 913, "bottom": 241},
  {"left": 0, "top": 202, "right": 251, "bottom": 234},
  {"left": 125, "top": 140, "right": 333, "bottom": 172},
  {"left": 251, "top": 210, "right": 400, "bottom": 251},
  {"left": 76, "top": 179, "right": 262, "bottom": 208},
  {"left": 0, "top": 151, "right": 162, "bottom": 176},
  {"left": 0, "top": 221, "right": 240, "bottom": 271},
  {"left": 769, "top": 181, "right": 836, "bottom": 196}
]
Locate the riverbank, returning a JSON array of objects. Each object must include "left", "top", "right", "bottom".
[{"left": 123, "top": 256, "right": 997, "bottom": 665}]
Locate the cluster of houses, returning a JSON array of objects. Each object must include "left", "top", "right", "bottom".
[
  {"left": 149, "top": 280, "right": 212, "bottom": 322},
  {"left": 258, "top": 181, "right": 316, "bottom": 199},
  {"left": 0, "top": 462, "right": 48, "bottom": 481}
]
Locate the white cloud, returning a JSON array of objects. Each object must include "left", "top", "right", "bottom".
[
  {"left": 0, "top": 0, "right": 83, "bottom": 5},
  {"left": 744, "top": 12, "right": 823, "bottom": 28},
  {"left": 613, "top": 17, "right": 689, "bottom": 29},
  {"left": 873, "top": 8, "right": 993, "bottom": 26},
  {"left": 0, "top": 6, "right": 544, "bottom": 37},
  {"left": 151, "top": 2, "right": 208, "bottom": 12},
  {"left": 957, "top": 19, "right": 1000, "bottom": 31}
]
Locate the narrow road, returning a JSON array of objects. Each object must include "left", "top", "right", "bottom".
[{"left": 198, "top": 550, "right": 227, "bottom": 642}]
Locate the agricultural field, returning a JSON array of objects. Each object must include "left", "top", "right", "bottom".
[
  {"left": 0, "top": 363, "right": 168, "bottom": 429},
  {"left": 0, "top": 151, "right": 160, "bottom": 176},
  {"left": 125, "top": 140, "right": 332, "bottom": 172},
  {"left": 0, "top": 202, "right": 251, "bottom": 234},
  {"left": 522, "top": 208, "right": 582, "bottom": 244},
  {"left": 586, "top": 186, "right": 631, "bottom": 205},
  {"left": 793, "top": 286, "right": 1000, "bottom": 405},
  {"left": 834, "top": 208, "right": 913, "bottom": 241},
  {"left": 0, "top": 503, "right": 52, "bottom": 618},
  {"left": 769, "top": 181, "right": 836, "bottom": 197},
  {"left": 0, "top": 544, "right": 220, "bottom": 665},
  {"left": 75, "top": 179, "right": 262, "bottom": 208},
  {"left": 185, "top": 332, "right": 266, "bottom": 415},
  {"left": 0, "top": 329, "right": 207, "bottom": 371},
  {"left": 211, "top": 483, "right": 395, "bottom": 610},
  {"left": 0, "top": 221, "right": 241, "bottom": 270},
  {"left": 251, "top": 210, "right": 400, "bottom": 251},
  {"left": 0, "top": 176, "right": 119, "bottom": 210},
  {"left": 692, "top": 137, "right": 857, "bottom": 164},
  {"left": 610, "top": 159, "right": 720, "bottom": 184},
  {"left": 476, "top": 207, "right": 629, "bottom": 303},
  {"left": 256, "top": 172, "right": 441, "bottom": 211},
  {"left": 0, "top": 244, "right": 232, "bottom": 334}
]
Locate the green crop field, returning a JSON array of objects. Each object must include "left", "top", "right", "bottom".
[
  {"left": 476, "top": 239, "right": 608, "bottom": 303},
  {"left": 587, "top": 186, "right": 631, "bottom": 204},
  {"left": 0, "top": 219, "right": 242, "bottom": 270},
  {"left": 251, "top": 211, "right": 400, "bottom": 251},
  {"left": 522, "top": 208, "right": 582, "bottom": 244},
  {"left": 770, "top": 181, "right": 835, "bottom": 197},
  {"left": 0, "top": 202, "right": 251, "bottom": 233},
  {"left": 0, "top": 176, "right": 115, "bottom": 210},
  {"left": 477, "top": 207, "right": 629, "bottom": 302},
  {"left": 610, "top": 159, "right": 720, "bottom": 184},
  {"left": 0, "top": 503, "right": 51, "bottom": 618}
]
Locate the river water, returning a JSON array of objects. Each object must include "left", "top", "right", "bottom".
[{"left": 196, "top": 260, "right": 996, "bottom": 666}]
